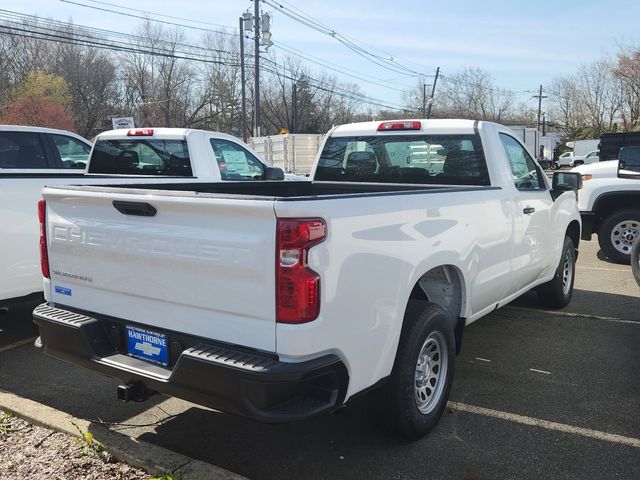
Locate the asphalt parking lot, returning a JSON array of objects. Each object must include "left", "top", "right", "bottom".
[{"left": 1, "top": 238, "right": 638, "bottom": 480}]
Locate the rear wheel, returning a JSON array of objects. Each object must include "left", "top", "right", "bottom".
[
  {"left": 598, "top": 209, "right": 640, "bottom": 264},
  {"left": 632, "top": 238, "right": 640, "bottom": 287},
  {"left": 377, "top": 301, "right": 455, "bottom": 440},
  {"left": 537, "top": 236, "right": 575, "bottom": 308}
]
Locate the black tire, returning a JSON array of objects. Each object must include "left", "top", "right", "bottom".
[
  {"left": 537, "top": 236, "right": 576, "bottom": 308},
  {"left": 377, "top": 301, "right": 455, "bottom": 440},
  {"left": 632, "top": 238, "right": 640, "bottom": 287},
  {"left": 598, "top": 209, "right": 640, "bottom": 264}
]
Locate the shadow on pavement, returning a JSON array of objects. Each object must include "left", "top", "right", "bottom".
[
  {"left": 508, "top": 288, "right": 639, "bottom": 319},
  {"left": 0, "top": 343, "right": 165, "bottom": 423},
  {"left": 0, "top": 299, "right": 40, "bottom": 348},
  {"left": 136, "top": 398, "right": 471, "bottom": 480}
]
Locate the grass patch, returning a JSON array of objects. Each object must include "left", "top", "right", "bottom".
[{"left": 71, "top": 422, "right": 112, "bottom": 462}]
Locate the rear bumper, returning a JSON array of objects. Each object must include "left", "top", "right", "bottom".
[
  {"left": 580, "top": 211, "right": 596, "bottom": 240},
  {"left": 33, "top": 303, "right": 349, "bottom": 423}
]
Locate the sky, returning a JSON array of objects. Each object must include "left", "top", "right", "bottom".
[{"left": 4, "top": 0, "right": 640, "bottom": 110}]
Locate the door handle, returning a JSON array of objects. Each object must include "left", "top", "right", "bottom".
[
  {"left": 112, "top": 200, "right": 157, "bottom": 217},
  {"left": 523, "top": 207, "right": 535, "bottom": 215}
]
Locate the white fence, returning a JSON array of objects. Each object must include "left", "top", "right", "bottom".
[{"left": 249, "top": 134, "right": 325, "bottom": 176}]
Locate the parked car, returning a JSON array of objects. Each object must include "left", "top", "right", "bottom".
[
  {"left": 33, "top": 119, "right": 582, "bottom": 440},
  {"left": 571, "top": 150, "right": 600, "bottom": 166},
  {"left": 0, "top": 126, "right": 287, "bottom": 306},
  {"left": 557, "top": 151, "right": 576, "bottom": 167}
]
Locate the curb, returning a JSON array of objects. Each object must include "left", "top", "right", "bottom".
[{"left": 0, "top": 390, "right": 248, "bottom": 480}]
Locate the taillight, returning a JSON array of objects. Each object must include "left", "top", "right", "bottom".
[
  {"left": 127, "top": 128, "right": 154, "bottom": 136},
  {"left": 377, "top": 121, "right": 421, "bottom": 131},
  {"left": 276, "top": 218, "right": 327, "bottom": 324},
  {"left": 38, "top": 200, "right": 49, "bottom": 278}
]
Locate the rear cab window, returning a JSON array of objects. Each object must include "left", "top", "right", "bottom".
[
  {"left": 315, "top": 134, "right": 489, "bottom": 185},
  {"left": 0, "top": 131, "right": 48, "bottom": 169},
  {"left": 89, "top": 138, "right": 192, "bottom": 176}
]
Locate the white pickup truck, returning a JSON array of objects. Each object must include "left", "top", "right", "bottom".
[
  {"left": 33, "top": 119, "right": 582, "bottom": 439},
  {"left": 1, "top": 126, "right": 289, "bottom": 305},
  {"left": 573, "top": 152, "right": 640, "bottom": 263}
]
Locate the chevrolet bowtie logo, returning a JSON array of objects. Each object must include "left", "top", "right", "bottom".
[{"left": 135, "top": 342, "right": 161, "bottom": 356}]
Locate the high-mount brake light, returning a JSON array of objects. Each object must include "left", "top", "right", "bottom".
[
  {"left": 37, "top": 200, "right": 49, "bottom": 279},
  {"left": 377, "top": 121, "right": 421, "bottom": 131},
  {"left": 276, "top": 218, "right": 327, "bottom": 324},
  {"left": 127, "top": 128, "right": 154, "bottom": 136}
]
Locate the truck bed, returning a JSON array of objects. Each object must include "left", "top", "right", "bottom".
[{"left": 48, "top": 180, "right": 496, "bottom": 200}]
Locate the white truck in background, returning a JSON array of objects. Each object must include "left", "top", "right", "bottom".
[
  {"left": 569, "top": 139, "right": 600, "bottom": 158},
  {"left": 34, "top": 119, "right": 582, "bottom": 440},
  {"left": 250, "top": 134, "right": 324, "bottom": 176},
  {"left": 0, "top": 126, "right": 288, "bottom": 305},
  {"left": 574, "top": 147, "right": 640, "bottom": 263}
]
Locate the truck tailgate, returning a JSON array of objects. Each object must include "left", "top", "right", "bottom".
[{"left": 43, "top": 187, "right": 277, "bottom": 352}]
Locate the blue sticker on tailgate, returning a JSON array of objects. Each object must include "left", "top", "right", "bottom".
[
  {"left": 54, "top": 286, "right": 72, "bottom": 296},
  {"left": 126, "top": 326, "right": 168, "bottom": 367}
]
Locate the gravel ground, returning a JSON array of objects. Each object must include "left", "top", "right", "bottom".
[{"left": 0, "top": 411, "right": 151, "bottom": 480}]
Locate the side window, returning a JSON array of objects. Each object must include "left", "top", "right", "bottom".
[
  {"left": 499, "top": 134, "right": 542, "bottom": 190},
  {"left": 51, "top": 134, "right": 91, "bottom": 169},
  {"left": 0, "top": 131, "right": 48, "bottom": 169},
  {"left": 210, "top": 139, "right": 264, "bottom": 180}
]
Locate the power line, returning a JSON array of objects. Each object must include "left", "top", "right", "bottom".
[
  {"left": 261, "top": 57, "right": 414, "bottom": 112},
  {"left": 0, "top": 11, "right": 238, "bottom": 61},
  {"left": 0, "top": 18, "right": 411, "bottom": 113},
  {"left": 81, "top": 0, "right": 235, "bottom": 30},
  {"left": 58, "top": 0, "right": 238, "bottom": 36},
  {"left": 0, "top": 23, "right": 240, "bottom": 66},
  {"left": 262, "top": 0, "right": 428, "bottom": 77},
  {"left": 271, "top": 41, "right": 408, "bottom": 94},
  {"left": 276, "top": 0, "right": 434, "bottom": 74}
]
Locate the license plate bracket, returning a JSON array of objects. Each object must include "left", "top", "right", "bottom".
[{"left": 126, "top": 325, "right": 169, "bottom": 367}]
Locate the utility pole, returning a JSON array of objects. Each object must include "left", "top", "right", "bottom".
[
  {"left": 426, "top": 66, "right": 440, "bottom": 119},
  {"left": 254, "top": 0, "right": 261, "bottom": 137},
  {"left": 534, "top": 84, "right": 548, "bottom": 132},
  {"left": 239, "top": 16, "right": 247, "bottom": 142},
  {"left": 422, "top": 82, "right": 427, "bottom": 118},
  {"left": 292, "top": 82, "right": 297, "bottom": 134}
]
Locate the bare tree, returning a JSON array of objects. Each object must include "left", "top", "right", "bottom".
[
  {"left": 51, "top": 31, "right": 120, "bottom": 137},
  {"left": 548, "top": 58, "right": 622, "bottom": 138},
  {"left": 405, "top": 68, "right": 515, "bottom": 122},
  {"left": 614, "top": 47, "right": 640, "bottom": 131}
]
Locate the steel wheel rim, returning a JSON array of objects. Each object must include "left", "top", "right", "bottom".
[
  {"left": 414, "top": 331, "right": 448, "bottom": 414},
  {"left": 610, "top": 220, "right": 639, "bottom": 255},
  {"left": 562, "top": 248, "right": 573, "bottom": 295}
]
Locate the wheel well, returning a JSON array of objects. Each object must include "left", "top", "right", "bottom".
[
  {"left": 408, "top": 265, "right": 464, "bottom": 352},
  {"left": 567, "top": 220, "right": 580, "bottom": 253},
  {"left": 592, "top": 193, "right": 640, "bottom": 232}
]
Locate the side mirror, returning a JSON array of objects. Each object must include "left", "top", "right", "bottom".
[
  {"left": 618, "top": 146, "right": 640, "bottom": 180},
  {"left": 264, "top": 166, "right": 285, "bottom": 180},
  {"left": 552, "top": 171, "right": 583, "bottom": 191}
]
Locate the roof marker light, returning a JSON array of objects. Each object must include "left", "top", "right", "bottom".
[
  {"left": 127, "top": 128, "right": 154, "bottom": 136},
  {"left": 377, "top": 121, "right": 421, "bottom": 131}
]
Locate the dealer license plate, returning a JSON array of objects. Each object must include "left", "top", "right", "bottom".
[{"left": 126, "top": 325, "right": 169, "bottom": 367}]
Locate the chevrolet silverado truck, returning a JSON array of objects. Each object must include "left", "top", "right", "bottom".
[
  {"left": 1, "top": 126, "right": 289, "bottom": 306},
  {"left": 573, "top": 148, "right": 640, "bottom": 264},
  {"left": 33, "top": 119, "right": 582, "bottom": 439}
]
